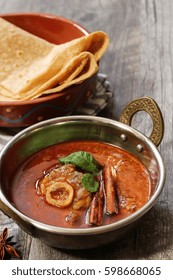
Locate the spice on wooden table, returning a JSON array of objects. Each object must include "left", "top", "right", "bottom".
[{"left": 0, "top": 228, "right": 20, "bottom": 260}]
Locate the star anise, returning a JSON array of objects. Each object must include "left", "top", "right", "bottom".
[{"left": 0, "top": 228, "right": 20, "bottom": 260}]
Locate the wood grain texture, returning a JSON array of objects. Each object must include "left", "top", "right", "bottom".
[{"left": 0, "top": 0, "right": 173, "bottom": 259}]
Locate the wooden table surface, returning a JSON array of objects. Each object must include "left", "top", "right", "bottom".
[{"left": 0, "top": 0, "right": 172, "bottom": 260}]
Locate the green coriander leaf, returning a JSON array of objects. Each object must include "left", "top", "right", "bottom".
[
  {"left": 82, "top": 173, "right": 99, "bottom": 193},
  {"left": 59, "top": 151, "right": 100, "bottom": 174}
]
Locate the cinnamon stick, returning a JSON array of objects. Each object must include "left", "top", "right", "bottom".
[
  {"left": 89, "top": 176, "right": 105, "bottom": 225},
  {"left": 103, "top": 165, "right": 118, "bottom": 215},
  {"left": 89, "top": 195, "right": 99, "bottom": 225}
]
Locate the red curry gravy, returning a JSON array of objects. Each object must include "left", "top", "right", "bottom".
[{"left": 11, "top": 140, "right": 151, "bottom": 228}]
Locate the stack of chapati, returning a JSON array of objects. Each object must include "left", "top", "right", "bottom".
[{"left": 0, "top": 18, "right": 109, "bottom": 101}]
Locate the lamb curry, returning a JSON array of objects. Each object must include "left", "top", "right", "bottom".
[{"left": 11, "top": 140, "right": 151, "bottom": 228}]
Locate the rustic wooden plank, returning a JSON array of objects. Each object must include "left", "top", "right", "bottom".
[{"left": 0, "top": 0, "right": 173, "bottom": 260}]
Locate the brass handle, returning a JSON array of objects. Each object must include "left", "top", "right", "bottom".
[{"left": 119, "top": 97, "right": 164, "bottom": 146}]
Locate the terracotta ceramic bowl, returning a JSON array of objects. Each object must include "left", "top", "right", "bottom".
[{"left": 0, "top": 13, "right": 96, "bottom": 127}]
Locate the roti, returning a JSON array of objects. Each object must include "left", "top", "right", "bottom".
[{"left": 0, "top": 18, "right": 109, "bottom": 101}]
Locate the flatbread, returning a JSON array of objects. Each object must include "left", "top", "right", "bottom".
[{"left": 0, "top": 17, "right": 109, "bottom": 101}]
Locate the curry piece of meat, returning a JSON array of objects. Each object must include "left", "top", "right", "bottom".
[{"left": 38, "top": 164, "right": 91, "bottom": 222}]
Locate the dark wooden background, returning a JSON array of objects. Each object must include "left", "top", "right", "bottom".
[{"left": 0, "top": 0, "right": 173, "bottom": 260}]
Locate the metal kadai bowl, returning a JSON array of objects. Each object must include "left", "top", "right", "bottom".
[{"left": 0, "top": 97, "right": 165, "bottom": 249}]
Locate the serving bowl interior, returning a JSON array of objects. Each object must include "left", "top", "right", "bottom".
[
  {"left": 0, "top": 116, "right": 165, "bottom": 249},
  {"left": 0, "top": 13, "right": 96, "bottom": 127}
]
